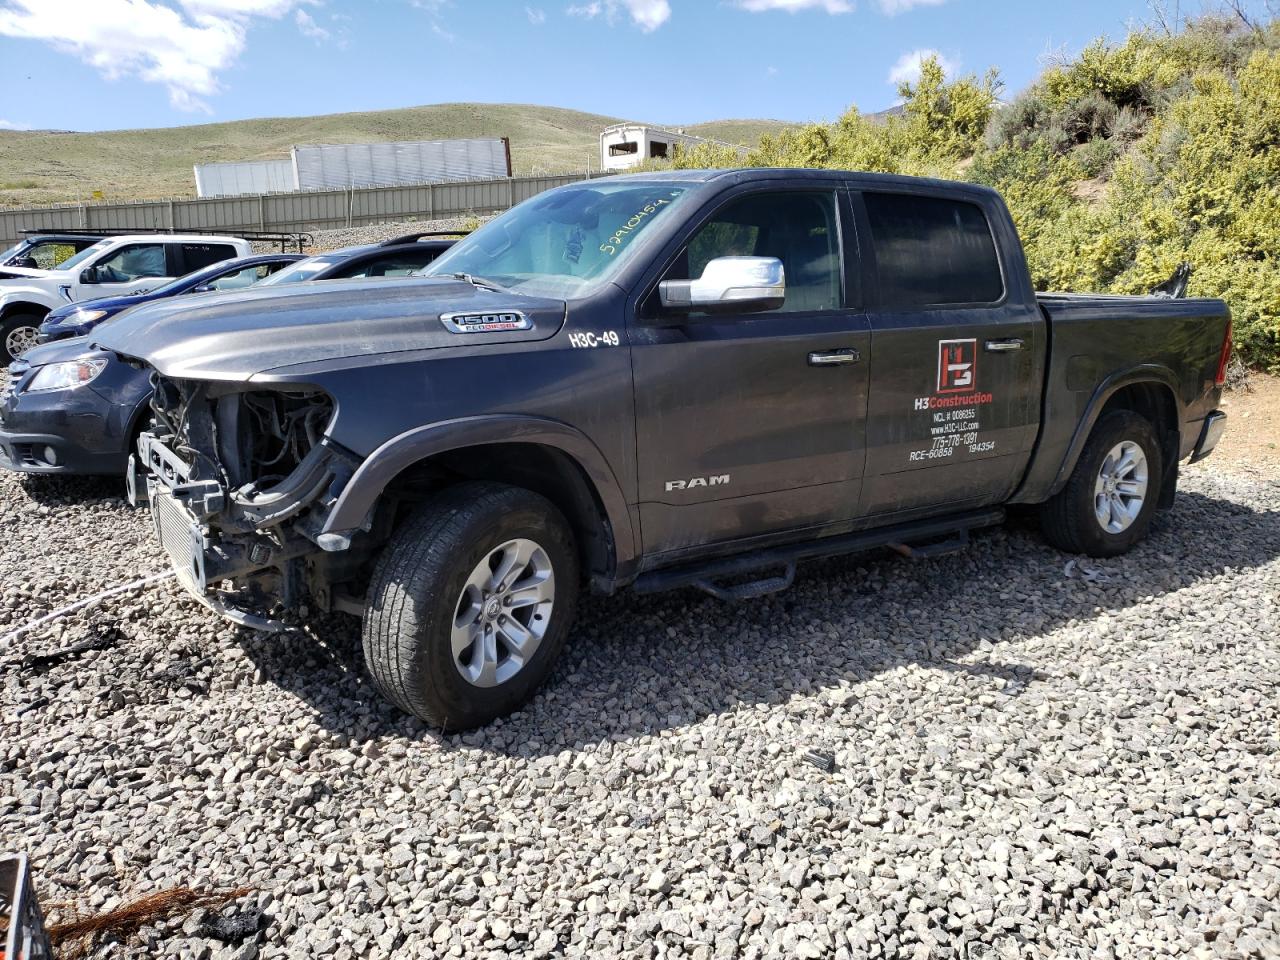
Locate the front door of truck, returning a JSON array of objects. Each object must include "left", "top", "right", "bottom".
[
  {"left": 631, "top": 186, "right": 871, "bottom": 561},
  {"left": 73, "top": 242, "right": 171, "bottom": 301},
  {"left": 853, "top": 187, "right": 1043, "bottom": 519}
]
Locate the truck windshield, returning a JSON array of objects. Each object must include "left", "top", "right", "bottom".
[
  {"left": 0, "top": 240, "right": 27, "bottom": 263},
  {"left": 423, "top": 181, "right": 692, "bottom": 299}
]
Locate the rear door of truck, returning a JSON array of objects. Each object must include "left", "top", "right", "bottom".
[{"left": 849, "top": 184, "right": 1045, "bottom": 520}]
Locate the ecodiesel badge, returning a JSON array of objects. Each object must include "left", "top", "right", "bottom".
[{"left": 440, "top": 310, "right": 532, "bottom": 334}]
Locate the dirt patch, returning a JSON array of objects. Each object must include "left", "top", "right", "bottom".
[{"left": 1215, "top": 371, "right": 1280, "bottom": 471}]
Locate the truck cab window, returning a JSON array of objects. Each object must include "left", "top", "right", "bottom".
[
  {"left": 671, "top": 191, "right": 841, "bottom": 314},
  {"left": 864, "top": 192, "right": 1003, "bottom": 307},
  {"left": 95, "top": 244, "right": 166, "bottom": 282}
]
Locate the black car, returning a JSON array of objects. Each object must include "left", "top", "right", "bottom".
[
  {"left": 0, "top": 235, "right": 458, "bottom": 476},
  {"left": 252, "top": 233, "right": 458, "bottom": 287},
  {"left": 37, "top": 253, "right": 303, "bottom": 343}
]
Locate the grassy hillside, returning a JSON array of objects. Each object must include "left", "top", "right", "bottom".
[
  {"left": 670, "top": 15, "right": 1280, "bottom": 371},
  {"left": 0, "top": 103, "right": 792, "bottom": 206}
]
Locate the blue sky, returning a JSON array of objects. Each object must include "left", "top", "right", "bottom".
[{"left": 0, "top": 0, "right": 1264, "bottom": 133}]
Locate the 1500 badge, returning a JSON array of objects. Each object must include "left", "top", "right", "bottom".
[{"left": 440, "top": 311, "right": 531, "bottom": 334}]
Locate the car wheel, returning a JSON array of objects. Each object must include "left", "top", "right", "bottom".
[
  {"left": 1039, "top": 410, "right": 1164, "bottom": 557},
  {"left": 0, "top": 313, "right": 42, "bottom": 364},
  {"left": 362, "top": 482, "right": 580, "bottom": 730}
]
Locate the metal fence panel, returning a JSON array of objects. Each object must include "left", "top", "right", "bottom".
[{"left": 0, "top": 171, "right": 607, "bottom": 248}]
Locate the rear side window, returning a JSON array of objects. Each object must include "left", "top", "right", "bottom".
[
  {"left": 863, "top": 192, "right": 1003, "bottom": 308},
  {"left": 181, "top": 243, "right": 238, "bottom": 273},
  {"left": 207, "top": 263, "right": 275, "bottom": 291}
]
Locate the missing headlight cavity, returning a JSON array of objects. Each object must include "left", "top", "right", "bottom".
[{"left": 216, "top": 389, "right": 335, "bottom": 490}]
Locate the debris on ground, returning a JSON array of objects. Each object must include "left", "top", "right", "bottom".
[
  {"left": 801, "top": 750, "right": 837, "bottom": 774},
  {"left": 46, "top": 886, "right": 254, "bottom": 959},
  {"left": 13, "top": 622, "right": 124, "bottom": 673}
]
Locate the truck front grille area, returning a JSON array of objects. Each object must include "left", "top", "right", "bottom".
[{"left": 154, "top": 491, "right": 205, "bottom": 594}]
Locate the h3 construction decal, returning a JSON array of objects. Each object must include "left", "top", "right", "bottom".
[
  {"left": 937, "top": 338, "right": 976, "bottom": 393},
  {"left": 908, "top": 338, "right": 996, "bottom": 463}
]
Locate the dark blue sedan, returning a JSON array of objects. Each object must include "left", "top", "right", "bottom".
[{"left": 37, "top": 253, "right": 303, "bottom": 343}]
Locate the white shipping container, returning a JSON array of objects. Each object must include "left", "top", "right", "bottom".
[
  {"left": 292, "top": 138, "right": 511, "bottom": 191},
  {"left": 194, "top": 159, "right": 297, "bottom": 198}
]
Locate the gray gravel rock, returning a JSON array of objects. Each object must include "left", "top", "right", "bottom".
[{"left": 0, "top": 406, "right": 1277, "bottom": 957}]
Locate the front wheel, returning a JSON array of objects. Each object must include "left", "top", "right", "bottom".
[
  {"left": 1, "top": 313, "right": 42, "bottom": 364},
  {"left": 1039, "top": 410, "right": 1164, "bottom": 557},
  {"left": 362, "top": 482, "right": 580, "bottom": 730}
]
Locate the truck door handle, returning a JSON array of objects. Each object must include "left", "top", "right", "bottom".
[
  {"left": 808, "top": 348, "right": 861, "bottom": 366},
  {"left": 985, "top": 338, "right": 1025, "bottom": 352}
]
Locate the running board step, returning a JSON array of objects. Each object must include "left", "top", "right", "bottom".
[
  {"left": 693, "top": 562, "right": 796, "bottom": 602},
  {"left": 887, "top": 531, "right": 969, "bottom": 560},
  {"left": 633, "top": 507, "right": 1005, "bottom": 598}
]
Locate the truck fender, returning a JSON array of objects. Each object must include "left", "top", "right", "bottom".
[
  {"left": 319, "top": 414, "right": 638, "bottom": 570},
  {"left": 1048, "top": 364, "right": 1183, "bottom": 495},
  {"left": 0, "top": 291, "right": 58, "bottom": 318}
]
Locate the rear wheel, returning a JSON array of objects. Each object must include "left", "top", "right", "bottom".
[
  {"left": 0, "top": 313, "right": 42, "bottom": 364},
  {"left": 1040, "top": 410, "right": 1164, "bottom": 557},
  {"left": 362, "top": 482, "right": 579, "bottom": 730}
]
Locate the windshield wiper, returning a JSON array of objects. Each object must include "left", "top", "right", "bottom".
[{"left": 452, "top": 272, "right": 507, "bottom": 293}]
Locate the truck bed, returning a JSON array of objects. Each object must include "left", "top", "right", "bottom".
[{"left": 1011, "top": 291, "right": 1231, "bottom": 505}]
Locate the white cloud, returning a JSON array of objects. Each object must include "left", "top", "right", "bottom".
[
  {"left": 734, "top": 0, "right": 854, "bottom": 12},
  {"left": 0, "top": 118, "right": 28, "bottom": 130},
  {"left": 878, "top": 0, "right": 947, "bottom": 13},
  {"left": 411, "top": 0, "right": 455, "bottom": 41},
  {"left": 526, "top": 5, "right": 546, "bottom": 23},
  {"left": 295, "top": 8, "right": 329, "bottom": 42},
  {"left": 566, "top": 0, "right": 670, "bottom": 31},
  {"left": 888, "top": 48, "right": 957, "bottom": 86},
  {"left": 0, "top": 0, "right": 309, "bottom": 112}
]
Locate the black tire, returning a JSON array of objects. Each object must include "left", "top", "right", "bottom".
[
  {"left": 1039, "top": 410, "right": 1164, "bottom": 557},
  {"left": 362, "top": 482, "right": 580, "bottom": 730},
  {"left": 0, "top": 313, "right": 42, "bottom": 364}
]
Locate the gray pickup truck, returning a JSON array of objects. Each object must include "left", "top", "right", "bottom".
[{"left": 96, "top": 169, "right": 1231, "bottom": 729}]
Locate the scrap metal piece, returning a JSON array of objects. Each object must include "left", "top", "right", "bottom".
[{"left": 1, "top": 853, "right": 53, "bottom": 960}]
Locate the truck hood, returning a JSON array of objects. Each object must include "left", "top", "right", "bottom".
[
  {"left": 91, "top": 275, "right": 567, "bottom": 380},
  {"left": 0, "top": 266, "right": 65, "bottom": 283}
]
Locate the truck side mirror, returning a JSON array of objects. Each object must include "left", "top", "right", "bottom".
[
  {"left": 80, "top": 266, "right": 100, "bottom": 284},
  {"left": 657, "top": 256, "right": 785, "bottom": 319},
  {"left": 12, "top": 255, "right": 36, "bottom": 269}
]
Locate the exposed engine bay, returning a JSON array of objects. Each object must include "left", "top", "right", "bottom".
[{"left": 135, "top": 374, "right": 366, "bottom": 625}]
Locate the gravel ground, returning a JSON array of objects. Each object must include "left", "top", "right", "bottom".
[{"left": 1, "top": 441, "right": 1278, "bottom": 957}]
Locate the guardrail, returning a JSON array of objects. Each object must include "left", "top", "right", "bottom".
[{"left": 0, "top": 172, "right": 606, "bottom": 248}]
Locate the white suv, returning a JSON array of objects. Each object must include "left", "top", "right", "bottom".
[{"left": 0, "top": 234, "right": 252, "bottom": 362}]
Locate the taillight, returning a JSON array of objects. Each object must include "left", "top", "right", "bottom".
[{"left": 1215, "top": 318, "right": 1233, "bottom": 387}]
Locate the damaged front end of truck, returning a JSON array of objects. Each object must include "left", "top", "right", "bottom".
[{"left": 128, "top": 375, "right": 363, "bottom": 629}]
